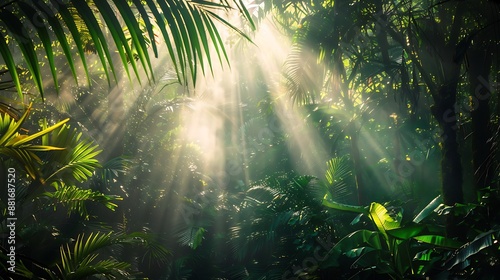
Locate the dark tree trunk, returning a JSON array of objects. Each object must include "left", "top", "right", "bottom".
[
  {"left": 432, "top": 83, "right": 464, "bottom": 206},
  {"left": 468, "top": 48, "right": 494, "bottom": 192},
  {"left": 431, "top": 81, "right": 464, "bottom": 238}
]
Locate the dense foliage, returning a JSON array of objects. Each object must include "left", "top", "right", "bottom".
[{"left": 1, "top": 0, "right": 500, "bottom": 279}]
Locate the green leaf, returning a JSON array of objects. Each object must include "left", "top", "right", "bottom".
[
  {"left": 386, "top": 223, "right": 426, "bottom": 240},
  {"left": 0, "top": 33, "right": 22, "bottom": 98},
  {"left": 131, "top": 0, "right": 158, "bottom": 57},
  {"left": 41, "top": 123, "right": 102, "bottom": 183},
  {"left": 321, "top": 230, "right": 383, "bottom": 268},
  {"left": 192, "top": 227, "right": 206, "bottom": 249},
  {"left": 91, "top": 0, "right": 136, "bottom": 82},
  {"left": 322, "top": 194, "right": 368, "bottom": 213},
  {"left": 413, "top": 195, "right": 442, "bottom": 223},
  {"left": 189, "top": 5, "right": 213, "bottom": 75},
  {"left": 0, "top": 104, "right": 31, "bottom": 146},
  {"left": 325, "top": 156, "right": 352, "bottom": 201},
  {"left": 0, "top": 10, "right": 44, "bottom": 98},
  {"left": 72, "top": 0, "right": 116, "bottom": 85},
  {"left": 113, "top": 0, "right": 155, "bottom": 81},
  {"left": 369, "top": 202, "right": 401, "bottom": 242},
  {"left": 444, "top": 229, "right": 499, "bottom": 270},
  {"left": 413, "top": 235, "right": 462, "bottom": 249},
  {"left": 57, "top": 232, "right": 130, "bottom": 278},
  {"left": 165, "top": 0, "right": 196, "bottom": 82},
  {"left": 0, "top": 104, "right": 67, "bottom": 179},
  {"left": 51, "top": 0, "right": 91, "bottom": 86},
  {"left": 158, "top": 0, "right": 190, "bottom": 83},
  {"left": 33, "top": 1, "right": 79, "bottom": 86},
  {"left": 42, "top": 181, "right": 121, "bottom": 219},
  {"left": 144, "top": 0, "right": 183, "bottom": 82},
  {"left": 17, "top": 2, "right": 60, "bottom": 94},
  {"left": 12, "top": 118, "right": 69, "bottom": 147}
]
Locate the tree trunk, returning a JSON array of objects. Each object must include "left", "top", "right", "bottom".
[
  {"left": 468, "top": 48, "right": 494, "bottom": 192},
  {"left": 431, "top": 81, "right": 464, "bottom": 238}
]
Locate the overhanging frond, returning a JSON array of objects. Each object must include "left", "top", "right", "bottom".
[{"left": 0, "top": 0, "right": 255, "bottom": 99}]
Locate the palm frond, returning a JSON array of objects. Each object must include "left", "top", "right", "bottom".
[
  {"left": 96, "top": 156, "right": 134, "bottom": 184},
  {"left": 41, "top": 120, "right": 102, "bottom": 183},
  {"left": 325, "top": 156, "right": 353, "bottom": 202},
  {"left": 57, "top": 232, "right": 131, "bottom": 279},
  {"left": 119, "top": 231, "right": 172, "bottom": 267},
  {"left": 66, "top": 259, "right": 132, "bottom": 280},
  {"left": 228, "top": 173, "right": 330, "bottom": 267},
  {"left": 0, "top": 104, "right": 69, "bottom": 179},
  {"left": 0, "top": 90, "right": 22, "bottom": 119},
  {"left": 0, "top": 0, "right": 254, "bottom": 99},
  {"left": 41, "top": 181, "right": 122, "bottom": 219},
  {"left": 282, "top": 11, "right": 332, "bottom": 105},
  {"left": 57, "top": 231, "right": 170, "bottom": 279},
  {"left": 176, "top": 226, "right": 206, "bottom": 249}
]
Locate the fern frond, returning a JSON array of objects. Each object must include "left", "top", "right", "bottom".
[{"left": 42, "top": 181, "right": 121, "bottom": 219}]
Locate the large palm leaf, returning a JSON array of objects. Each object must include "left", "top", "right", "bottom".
[
  {"left": 41, "top": 181, "right": 121, "bottom": 220},
  {"left": 56, "top": 231, "right": 170, "bottom": 280},
  {"left": 40, "top": 120, "right": 102, "bottom": 184},
  {"left": 0, "top": 0, "right": 255, "bottom": 100},
  {"left": 0, "top": 103, "right": 69, "bottom": 179}
]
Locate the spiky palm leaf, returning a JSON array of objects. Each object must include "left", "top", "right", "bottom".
[
  {"left": 0, "top": 103, "right": 69, "bottom": 179},
  {"left": 41, "top": 181, "right": 121, "bottom": 220},
  {"left": 0, "top": 0, "right": 255, "bottom": 99},
  {"left": 95, "top": 156, "right": 133, "bottom": 184},
  {"left": 40, "top": 120, "right": 102, "bottom": 184},
  {"left": 283, "top": 24, "right": 325, "bottom": 105},
  {"left": 57, "top": 231, "right": 170, "bottom": 279},
  {"left": 325, "top": 156, "right": 353, "bottom": 202},
  {"left": 57, "top": 232, "right": 130, "bottom": 279}
]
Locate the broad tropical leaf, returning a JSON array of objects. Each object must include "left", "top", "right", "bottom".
[
  {"left": 413, "top": 235, "right": 462, "bottom": 249},
  {"left": 369, "top": 202, "right": 401, "bottom": 243},
  {"left": 413, "top": 195, "right": 442, "bottom": 223},
  {"left": 320, "top": 229, "right": 383, "bottom": 268},
  {"left": 386, "top": 223, "right": 426, "bottom": 240},
  {"left": 443, "top": 229, "right": 500, "bottom": 270},
  {"left": 322, "top": 194, "right": 368, "bottom": 214}
]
